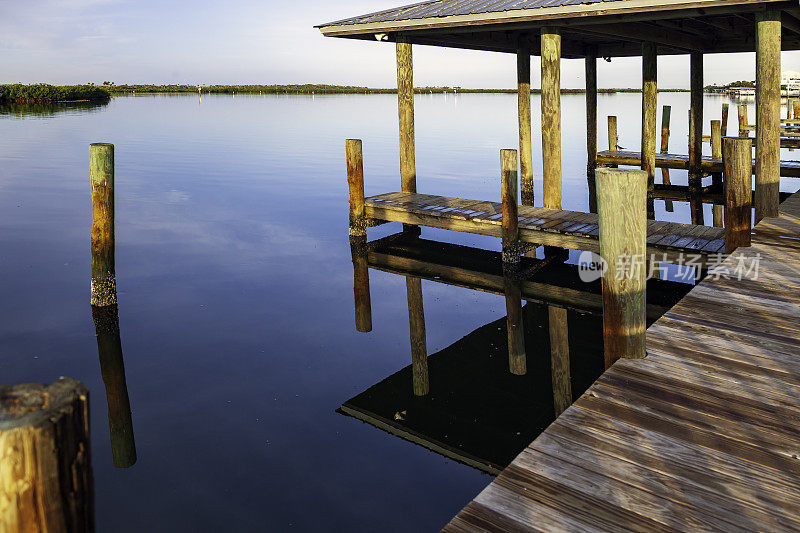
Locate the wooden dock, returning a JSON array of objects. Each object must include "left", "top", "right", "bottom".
[
  {"left": 443, "top": 190, "right": 800, "bottom": 532},
  {"left": 597, "top": 149, "right": 800, "bottom": 177},
  {"left": 365, "top": 192, "right": 727, "bottom": 260}
]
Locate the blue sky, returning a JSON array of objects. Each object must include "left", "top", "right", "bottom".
[{"left": 0, "top": 0, "right": 795, "bottom": 88}]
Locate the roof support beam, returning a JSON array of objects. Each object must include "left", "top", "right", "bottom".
[{"left": 567, "top": 21, "right": 713, "bottom": 51}]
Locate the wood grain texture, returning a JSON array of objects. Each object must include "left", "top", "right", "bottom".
[
  {"left": 346, "top": 139, "right": 366, "bottom": 237},
  {"left": 90, "top": 143, "right": 116, "bottom": 307},
  {"left": 443, "top": 187, "right": 800, "bottom": 533},
  {"left": 517, "top": 42, "right": 534, "bottom": 206},
  {"left": 586, "top": 47, "right": 598, "bottom": 213},
  {"left": 396, "top": 38, "right": 416, "bottom": 194},
  {"left": 641, "top": 42, "right": 657, "bottom": 220},
  {"left": 688, "top": 52, "right": 704, "bottom": 225},
  {"left": 723, "top": 137, "right": 753, "bottom": 253},
  {"left": 596, "top": 149, "right": 800, "bottom": 177},
  {"left": 755, "top": 10, "right": 781, "bottom": 221},
  {"left": 596, "top": 167, "right": 647, "bottom": 366},
  {"left": 0, "top": 378, "right": 94, "bottom": 533},
  {"left": 541, "top": 28, "right": 561, "bottom": 210}
]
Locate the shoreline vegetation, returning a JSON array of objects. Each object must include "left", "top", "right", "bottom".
[{"left": 0, "top": 83, "right": 690, "bottom": 102}]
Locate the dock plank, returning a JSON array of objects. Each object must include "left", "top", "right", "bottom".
[
  {"left": 364, "top": 192, "right": 726, "bottom": 256},
  {"left": 596, "top": 150, "right": 800, "bottom": 177},
  {"left": 443, "top": 188, "right": 800, "bottom": 532}
]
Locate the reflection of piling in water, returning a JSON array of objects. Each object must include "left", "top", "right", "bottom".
[
  {"left": 92, "top": 304, "right": 137, "bottom": 468},
  {"left": 350, "top": 237, "right": 372, "bottom": 333},
  {"left": 659, "top": 105, "right": 674, "bottom": 213},
  {"left": 597, "top": 167, "right": 647, "bottom": 368},
  {"left": 503, "top": 271, "right": 526, "bottom": 376},
  {"left": 90, "top": 143, "right": 116, "bottom": 306},
  {"left": 548, "top": 306, "right": 571, "bottom": 416},
  {"left": 0, "top": 378, "right": 94, "bottom": 531},
  {"left": 500, "top": 149, "right": 526, "bottom": 375},
  {"left": 406, "top": 277, "right": 429, "bottom": 396}
]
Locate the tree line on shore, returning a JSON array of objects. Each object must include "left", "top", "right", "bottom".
[{"left": 0, "top": 83, "right": 689, "bottom": 102}]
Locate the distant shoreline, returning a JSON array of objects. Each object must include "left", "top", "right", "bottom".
[{"left": 0, "top": 83, "right": 692, "bottom": 103}]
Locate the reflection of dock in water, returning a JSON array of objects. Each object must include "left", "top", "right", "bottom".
[
  {"left": 340, "top": 303, "right": 603, "bottom": 474},
  {"left": 343, "top": 232, "right": 690, "bottom": 473}
]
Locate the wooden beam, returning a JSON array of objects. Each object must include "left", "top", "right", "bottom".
[
  {"left": 642, "top": 42, "right": 658, "bottom": 220},
  {"left": 755, "top": 10, "right": 781, "bottom": 221},
  {"left": 586, "top": 46, "right": 598, "bottom": 213},
  {"left": 518, "top": 38, "right": 534, "bottom": 206},
  {"left": 570, "top": 21, "right": 714, "bottom": 50},
  {"left": 689, "top": 51, "right": 704, "bottom": 225},
  {"left": 541, "top": 27, "right": 562, "bottom": 210}
]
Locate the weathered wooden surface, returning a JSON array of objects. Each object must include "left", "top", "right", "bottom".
[
  {"left": 755, "top": 10, "right": 781, "bottom": 221},
  {"left": 364, "top": 192, "right": 726, "bottom": 257},
  {"left": 585, "top": 47, "right": 598, "bottom": 213},
  {"left": 396, "top": 38, "right": 416, "bottom": 194},
  {"left": 443, "top": 189, "right": 800, "bottom": 533},
  {"left": 641, "top": 42, "right": 657, "bottom": 220},
  {"left": 517, "top": 42, "right": 533, "bottom": 206},
  {"left": 597, "top": 149, "right": 800, "bottom": 177},
  {"left": 541, "top": 28, "right": 561, "bottom": 210},
  {"left": 0, "top": 378, "right": 94, "bottom": 532},
  {"left": 90, "top": 143, "right": 116, "bottom": 307}
]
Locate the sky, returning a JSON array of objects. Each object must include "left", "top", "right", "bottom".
[{"left": 0, "top": 0, "right": 797, "bottom": 88}]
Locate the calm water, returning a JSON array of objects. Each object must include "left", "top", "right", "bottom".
[{"left": 0, "top": 93, "right": 793, "bottom": 531}]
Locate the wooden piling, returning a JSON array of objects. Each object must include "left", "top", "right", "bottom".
[
  {"left": 794, "top": 100, "right": 800, "bottom": 121},
  {"left": 755, "top": 10, "right": 781, "bottom": 221},
  {"left": 738, "top": 104, "right": 748, "bottom": 136},
  {"left": 346, "top": 139, "right": 366, "bottom": 237},
  {"left": 350, "top": 237, "right": 372, "bottom": 333},
  {"left": 689, "top": 52, "right": 704, "bottom": 225},
  {"left": 92, "top": 304, "right": 136, "bottom": 468},
  {"left": 641, "top": 42, "right": 657, "bottom": 220},
  {"left": 723, "top": 137, "right": 753, "bottom": 254},
  {"left": 396, "top": 37, "right": 416, "bottom": 194},
  {"left": 596, "top": 167, "right": 647, "bottom": 367},
  {"left": 541, "top": 28, "right": 562, "bottom": 210},
  {"left": 406, "top": 276, "right": 429, "bottom": 396},
  {"left": 721, "top": 103, "right": 729, "bottom": 137},
  {"left": 660, "top": 105, "right": 674, "bottom": 212},
  {"left": 517, "top": 39, "right": 534, "bottom": 206},
  {"left": 711, "top": 120, "right": 724, "bottom": 227},
  {"left": 90, "top": 143, "right": 116, "bottom": 307},
  {"left": 608, "top": 116, "right": 618, "bottom": 152},
  {"left": 0, "top": 378, "right": 94, "bottom": 532},
  {"left": 586, "top": 47, "right": 598, "bottom": 213},
  {"left": 501, "top": 149, "right": 520, "bottom": 264},
  {"left": 548, "top": 306, "right": 571, "bottom": 416}
]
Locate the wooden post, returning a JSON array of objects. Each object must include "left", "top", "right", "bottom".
[
  {"left": 92, "top": 304, "right": 136, "bottom": 468},
  {"left": 350, "top": 237, "right": 372, "bottom": 333},
  {"left": 549, "top": 306, "right": 571, "bottom": 416},
  {"left": 723, "top": 137, "right": 753, "bottom": 254},
  {"left": 755, "top": 11, "right": 781, "bottom": 221},
  {"left": 608, "top": 116, "right": 618, "bottom": 152},
  {"left": 406, "top": 277, "right": 429, "bottom": 396},
  {"left": 90, "top": 143, "right": 116, "bottom": 307},
  {"left": 689, "top": 52, "right": 704, "bottom": 225},
  {"left": 504, "top": 273, "right": 526, "bottom": 376},
  {"left": 541, "top": 28, "right": 562, "bottom": 210},
  {"left": 660, "top": 105, "right": 674, "bottom": 212},
  {"left": 738, "top": 104, "right": 748, "bottom": 136},
  {"left": 396, "top": 37, "right": 416, "bottom": 194},
  {"left": 711, "top": 120, "right": 724, "bottom": 227},
  {"left": 586, "top": 46, "right": 598, "bottom": 213},
  {"left": 346, "top": 139, "right": 366, "bottom": 237},
  {"left": 793, "top": 100, "right": 800, "bottom": 121},
  {"left": 641, "top": 42, "right": 657, "bottom": 219},
  {"left": 596, "top": 167, "right": 647, "bottom": 367},
  {"left": 518, "top": 38, "right": 534, "bottom": 206},
  {"left": 721, "top": 103, "right": 729, "bottom": 137},
  {"left": 0, "top": 378, "right": 94, "bottom": 532},
  {"left": 501, "top": 149, "right": 520, "bottom": 264}
]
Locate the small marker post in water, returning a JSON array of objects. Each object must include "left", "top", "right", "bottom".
[
  {"left": 711, "top": 120, "right": 724, "bottom": 227},
  {"left": 90, "top": 143, "right": 116, "bottom": 306},
  {"left": 596, "top": 167, "right": 647, "bottom": 367},
  {"left": 346, "top": 139, "right": 372, "bottom": 332},
  {"left": 723, "top": 137, "right": 753, "bottom": 254}
]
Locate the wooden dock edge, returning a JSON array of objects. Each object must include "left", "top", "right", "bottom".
[{"left": 442, "top": 188, "right": 800, "bottom": 532}]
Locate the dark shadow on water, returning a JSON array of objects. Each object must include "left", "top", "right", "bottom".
[
  {"left": 341, "top": 231, "right": 691, "bottom": 474},
  {"left": 0, "top": 100, "right": 109, "bottom": 118}
]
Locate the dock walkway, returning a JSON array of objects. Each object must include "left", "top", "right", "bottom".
[
  {"left": 365, "top": 192, "right": 726, "bottom": 258},
  {"left": 443, "top": 191, "right": 800, "bottom": 532},
  {"left": 596, "top": 149, "right": 800, "bottom": 177}
]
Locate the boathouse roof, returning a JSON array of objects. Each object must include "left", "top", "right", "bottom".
[{"left": 318, "top": 0, "right": 800, "bottom": 57}]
